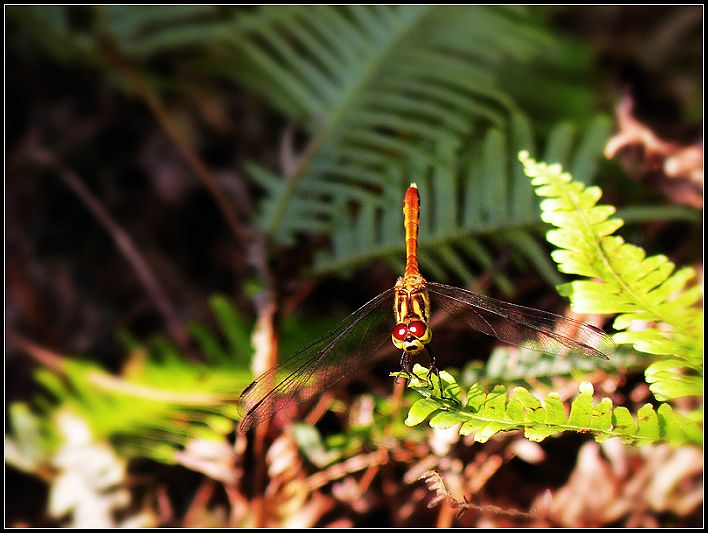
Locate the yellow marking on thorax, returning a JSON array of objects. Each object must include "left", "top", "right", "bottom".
[{"left": 393, "top": 275, "right": 430, "bottom": 324}]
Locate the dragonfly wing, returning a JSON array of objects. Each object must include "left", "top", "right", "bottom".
[
  {"left": 238, "top": 288, "right": 396, "bottom": 431},
  {"left": 425, "top": 281, "right": 615, "bottom": 359}
]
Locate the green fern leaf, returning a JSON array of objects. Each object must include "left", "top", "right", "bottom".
[
  {"left": 15, "top": 299, "right": 256, "bottom": 465},
  {"left": 519, "top": 153, "right": 703, "bottom": 402},
  {"left": 461, "top": 344, "right": 644, "bottom": 389},
  {"left": 224, "top": 6, "right": 584, "bottom": 245},
  {"left": 403, "top": 365, "right": 702, "bottom": 446},
  {"left": 406, "top": 397, "right": 442, "bottom": 427},
  {"left": 314, "top": 115, "right": 614, "bottom": 292}
]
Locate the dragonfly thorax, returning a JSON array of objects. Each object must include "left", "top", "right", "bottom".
[{"left": 392, "top": 275, "right": 432, "bottom": 353}]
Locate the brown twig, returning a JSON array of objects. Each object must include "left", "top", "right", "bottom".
[
  {"left": 306, "top": 449, "right": 390, "bottom": 492},
  {"left": 357, "top": 461, "right": 381, "bottom": 495},
  {"left": 183, "top": 479, "right": 216, "bottom": 527},
  {"left": 156, "top": 486, "right": 175, "bottom": 526},
  {"left": 29, "top": 146, "right": 193, "bottom": 356},
  {"left": 243, "top": 229, "right": 281, "bottom": 527},
  {"left": 420, "top": 470, "right": 531, "bottom": 520},
  {"left": 104, "top": 47, "right": 250, "bottom": 254},
  {"left": 250, "top": 304, "right": 277, "bottom": 529},
  {"left": 436, "top": 500, "right": 457, "bottom": 528},
  {"left": 226, "top": 431, "right": 250, "bottom": 527},
  {"left": 6, "top": 328, "right": 65, "bottom": 371},
  {"left": 303, "top": 392, "right": 334, "bottom": 426}
]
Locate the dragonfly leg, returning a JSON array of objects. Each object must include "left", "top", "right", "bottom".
[
  {"left": 424, "top": 345, "right": 443, "bottom": 397},
  {"left": 398, "top": 351, "right": 414, "bottom": 382}
]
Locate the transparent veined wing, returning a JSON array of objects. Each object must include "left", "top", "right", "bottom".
[
  {"left": 238, "top": 288, "right": 396, "bottom": 432},
  {"left": 425, "top": 281, "right": 615, "bottom": 359}
]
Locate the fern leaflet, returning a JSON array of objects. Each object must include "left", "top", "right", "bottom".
[
  {"left": 400, "top": 364, "right": 702, "bottom": 446},
  {"left": 519, "top": 152, "right": 702, "bottom": 402}
]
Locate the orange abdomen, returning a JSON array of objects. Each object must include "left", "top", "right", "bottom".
[{"left": 403, "top": 183, "right": 420, "bottom": 277}]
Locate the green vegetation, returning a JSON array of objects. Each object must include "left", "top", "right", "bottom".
[{"left": 6, "top": 5, "right": 702, "bottom": 528}]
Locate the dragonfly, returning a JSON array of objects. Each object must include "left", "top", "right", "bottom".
[{"left": 238, "top": 183, "right": 615, "bottom": 431}]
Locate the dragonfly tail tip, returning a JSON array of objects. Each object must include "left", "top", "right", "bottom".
[{"left": 409, "top": 181, "right": 418, "bottom": 189}]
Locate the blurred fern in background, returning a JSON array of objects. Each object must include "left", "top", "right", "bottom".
[
  {"left": 8, "top": 5, "right": 694, "bottom": 287},
  {"left": 6, "top": 5, "right": 702, "bottom": 527}
]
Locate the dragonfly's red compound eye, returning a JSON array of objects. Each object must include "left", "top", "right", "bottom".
[
  {"left": 407, "top": 320, "right": 427, "bottom": 338},
  {"left": 392, "top": 324, "right": 409, "bottom": 341}
]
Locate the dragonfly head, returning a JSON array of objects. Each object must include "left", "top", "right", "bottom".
[{"left": 392, "top": 319, "right": 431, "bottom": 353}]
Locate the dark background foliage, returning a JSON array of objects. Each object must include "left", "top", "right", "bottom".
[{"left": 5, "top": 5, "right": 702, "bottom": 527}]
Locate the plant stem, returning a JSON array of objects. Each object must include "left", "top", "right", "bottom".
[
  {"left": 7, "top": 329, "right": 64, "bottom": 371},
  {"left": 106, "top": 49, "right": 250, "bottom": 255},
  {"left": 31, "top": 147, "right": 193, "bottom": 355}
]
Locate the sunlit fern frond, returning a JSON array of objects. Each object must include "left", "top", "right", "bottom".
[
  {"left": 401, "top": 365, "right": 702, "bottom": 446},
  {"left": 10, "top": 296, "right": 254, "bottom": 465},
  {"left": 521, "top": 153, "right": 703, "bottom": 402}
]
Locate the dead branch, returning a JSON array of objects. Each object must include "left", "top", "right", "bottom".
[
  {"left": 605, "top": 95, "right": 703, "bottom": 208},
  {"left": 420, "top": 470, "right": 531, "bottom": 520},
  {"left": 28, "top": 146, "right": 193, "bottom": 355}
]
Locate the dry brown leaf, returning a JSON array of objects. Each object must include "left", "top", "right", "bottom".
[
  {"left": 605, "top": 95, "right": 703, "bottom": 208},
  {"left": 548, "top": 441, "right": 624, "bottom": 526},
  {"left": 420, "top": 470, "right": 531, "bottom": 519},
  {"left": 174, "top": 438, "right": 237, "bottom": 485},
  {"left": 540, "top": 440, "right": 703, "bottom": 527},
  {"left": 507, "top": 438, "right": 546, "bottom": 464},
  {"left": 266, "top": 433, "right": 301, "bottom": 479}
]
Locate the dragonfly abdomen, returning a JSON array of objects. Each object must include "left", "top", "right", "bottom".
[{"left": 403, "top": 183, "right": 421, "bottom": 278}]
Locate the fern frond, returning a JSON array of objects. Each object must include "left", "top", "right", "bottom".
[
  {"left": 520, "top": 153, "right": 703, "bottom": 402},
  {"left": 221, "top": 6, "right": 583, "bottom": 245},
  {"left": 461, "top": 345, "right": 645, "bottom": 390},
  {"left": 15, "top": 297, "right": 256, "bottom": 465},
  {"left": 10, "top": 5, "right": 552, "bottom": 247},
  {"left": 32, "top": 354, "right": 245, "bottom": 464},
  {"left": 6, "top": 6, "right": 95, "bottom": 62},
  {"left": 10, "top": 294, "right": 360, "bottom": 466},
  {"left": 314, "top": 115, "right": 615, "bottom": 293},
  {"left": 400, "top": 365, "right": 702, "bottom": 446}
]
